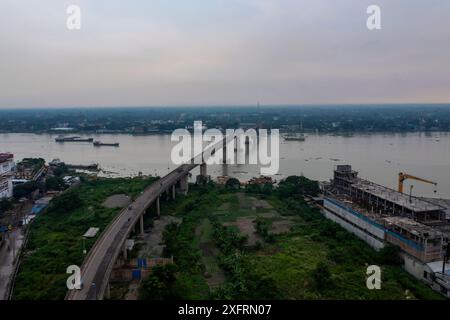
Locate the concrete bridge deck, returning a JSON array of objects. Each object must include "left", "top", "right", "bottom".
[{"left": 66, "top": 163, "right": 197, "bottom": 300}]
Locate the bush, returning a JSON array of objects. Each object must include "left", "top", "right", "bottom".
[
  {"left": 139, "top": 264, "right": 180, "bottom": 300},
  {"left": 377, "top": 244, "right": 403, "bottom": 266},
  {"left": 255, "top": 218, "right": 275, "bottom": 243},
  {"left": 279, "top": 176, "right": 320, "bottom": 197},
  {"left": 226, "top": 178, "right": 240, "bottom": 190},
  {"left": 13, "top": 181, "right": 39, "bottom": 199},
  {"left": 0, "top": 199, "right": 13, "bottom": 213},
  {"left": 45, "top": 176, "right": 67, "bottom": 191},
  {"left": 312, "top": 261, "right": 333, "bottom": 291},
  {"left": 48, "top": 190, "right": 83, "bottom": 213}
]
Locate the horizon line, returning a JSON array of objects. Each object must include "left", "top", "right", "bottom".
[{"left": 2, "top": 102, "right": 450, "bottom": 111}]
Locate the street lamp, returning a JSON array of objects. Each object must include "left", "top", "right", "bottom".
[
  {"left": 91, "top": 282, "right": 97, "bottom": 300},
  {"left": 82, "top": 237, "right": 86, "bottom": 255}
]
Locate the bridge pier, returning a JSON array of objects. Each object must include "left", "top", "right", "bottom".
[
  {"left": 140, "top": 215, "right": 144, "bottom": 235},
  {"left": 172, "top": 184, "right": 176, "bottom": 200},
  {"left": 196, "top": 163, "right": 210, "bottom": 184},
  {"left": 123, "top": 243, "right": 128, "bottom": 260},
  {"left": 223, "top": 143, "right": 227, "bottom": 164},
  {"left": 156, "top": 196, "right": 160, "bottom": 217},
  {"left": 200, "top": 162, "right": 207, "bottom": 177},
  {"left": 179, "top": 175, "right": 189, "bottom": 195}
]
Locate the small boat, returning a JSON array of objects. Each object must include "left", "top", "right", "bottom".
[
  {"left": 283, "top": 133, "right": 306, "bottom": 141},
  {"left": 93, "top": 141, "right": 120, "bottom": 147},
  {"left": 55, "top": 135, "right": 94, "bottom": 142}
]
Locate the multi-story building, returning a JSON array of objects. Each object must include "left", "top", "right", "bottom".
[
  {"left": 0, "top": 153, "right": 15, "bottom": 199},
  {"left": 323, "top": 165, "right": 450, "bottom": 298}
]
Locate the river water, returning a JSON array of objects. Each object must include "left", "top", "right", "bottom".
[{"left": 1, "top": 132, "right": 449, "bottom": 198}]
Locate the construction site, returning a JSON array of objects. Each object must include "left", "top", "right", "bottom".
[{"left": 322, "top": 165, "right": 450, "bottom": 298}]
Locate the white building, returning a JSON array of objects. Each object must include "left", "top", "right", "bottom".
[{"left": 0, "top": 153, "right": 15, "bottom": 199}]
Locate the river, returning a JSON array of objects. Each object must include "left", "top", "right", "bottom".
[{"left": 1, "top": 132, "right": 449, "bottom": 198}]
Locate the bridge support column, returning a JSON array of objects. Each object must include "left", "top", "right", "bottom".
[
  {"left": 223, "top": 144, "right": 227, "bottom": 164},
  {"left": 172, "top": 185, "right": 176, "bottom": 200},
  {"left": 179, "top": 175, "right": 189, "bottom": 195},
  {"left": 197, "top": 163, "right": 210, "bottom": 184},
  {"left": 156, "top": 196, "right": 160, "bottom": 217},
  {"left": 140, "top": 215, "right": 144, "bottom": 235},
  {"left": 123, "top": 244, "right": 128, "bottom": 260},
  {"left": 200, "top": 162, "right": 207, "bottom": 177}
]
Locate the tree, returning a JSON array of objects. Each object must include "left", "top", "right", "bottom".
[
  {"left": 139, "top": 264, "right": 179, "bottom": 300},
  {"left": 312, "top": 261, "right": 333, "bottom": 291},
  {"left": 48, "top": 191, "right": 83, "bottom": 213},
  {"left": 226, "top": 178, "right": 240, "bottom": 190},
  {"left": 377, "top": 244, "right": 403, "bottom": 265},
  {"left": 279, "top": 176, "right": 320, "bottom": 197},
  {"left": 53, "top": 163, "right": 69, "bottom": 177},
  {"left": 261, "top": 183, "right": 273, "bottom": 195},
  {"left": 45, "top": 176, "right": 67, "bottom": 191},
  {"left": 13, "top": 181, "right": 39, "bottom": 199},
  {"left": 0, "top": 199, "right": 13, "bottom": 213}
]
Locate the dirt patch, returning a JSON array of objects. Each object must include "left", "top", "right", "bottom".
[
  {"left": 139, "top": 216, "right": 181, "bottom": 258},
  {"left": 236, "top": 193, "right": 254, "bottom": 209},
  {"left": 253, "top": 199, "right": 272, "bottom": 209},
  {"left": 218, "top": 203, "right": 230, "bottom": 210},
  {"left": 102, "top": 194, "right": 131, "bottom": 209},
  {"left": 223, "top": 217, "right": 263, "bottom": 246},
  {"left": 270, "top": 220, "right": 295, "bottom": 235},
  {"left": 197, "top": 219, "right": 225, "bottom": 290},
  {"left": 258, "top": 211, "right": 278, "bottom": 218}
]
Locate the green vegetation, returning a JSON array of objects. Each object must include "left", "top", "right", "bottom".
[
  {"left": 225, "top": 178, "right": 240, "bottom": 190},
  {"left": 14, "top": 174, "right": 441, "bottom": 300},
  {"left": 52, "top": 163, "right": 70, "bottom": 177},
  {"left": 0, "top": 198, "right": 13, "bottom": 214},
  {"left": 45, "top": 176, "right": 67, "bottom": 191},
  {"left": 140, "top": 264, "right": 179, "bottom": 300},
  {"left": 13, "top": 176, "right": 157, "bottom": 300},
  {"left": 13, "top": 181, "right": 40, "bottom": 199},
  {"left": 139, "top": 177, "right": 442, "bottom": 300},
  {"left": 19, "top": 158, "right": 45, "bottom": 170}
]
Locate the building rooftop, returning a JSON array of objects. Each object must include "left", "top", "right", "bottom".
[
  {"left": 0, "top": 153, "right": 13, "bottom": 163},
  {"left": 384, "top": 216, "right": 444, "bottom": 239},
  {"left": 352, "top": 178, "right": 444, "bottom": 213},
  {"left": 426, "top": 261, "right": 450, "bottom": 275}
]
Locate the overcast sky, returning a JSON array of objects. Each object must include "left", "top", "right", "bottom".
[{"left": 1, "top": 0, "right": 450, "bottom": 108}]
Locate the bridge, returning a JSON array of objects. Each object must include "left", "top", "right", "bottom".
[{"left": 66, "top": 136, "right": 233, "bottom": 300}]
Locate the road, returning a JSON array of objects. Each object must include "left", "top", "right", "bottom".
[{"left": 66, "top": 163, "right": 197, "bottom": 300}]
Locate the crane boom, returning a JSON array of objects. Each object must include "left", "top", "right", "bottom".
[{"left": 398, "top": 172, "right": 437, "bottom": 193}]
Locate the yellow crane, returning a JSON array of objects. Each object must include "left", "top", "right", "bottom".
[{"left": 398, "top": 172, "right": 437, "bottom": 194}]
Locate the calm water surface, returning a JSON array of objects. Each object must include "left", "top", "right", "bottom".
[{"left": 1, "top": 132, "right": 449, "bottom": 198}]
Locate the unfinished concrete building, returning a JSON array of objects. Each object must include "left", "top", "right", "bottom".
[
  {"left": 383, "top": 217, "right": 446, "bottom": 263},
  {"left": 332, "top": 165, "right": 446, "bottom": 223},
  {"left": 322, "top": 165, "right": 450, "bottom": 298}
]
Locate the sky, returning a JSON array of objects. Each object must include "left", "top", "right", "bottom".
[{"left": 1, "top": 0, "right": 450, "bottom": 108}]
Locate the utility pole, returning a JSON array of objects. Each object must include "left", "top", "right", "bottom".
[
  {"left": 91, "top": 283, "right": 97, "bottom": 300},
  {"left": 82, "top": 237, "right": 86, "bottom": 255}
]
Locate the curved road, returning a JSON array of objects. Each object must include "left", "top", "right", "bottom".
[{"left": 66, "top": 163, "right": 197, "bottom": 300}]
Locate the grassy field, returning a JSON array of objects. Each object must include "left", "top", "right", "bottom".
[
  {"left": 140, "top": 183, "right": 442, "bottom": 300},
  {"left": 13, "top": 176, "right": 157, "bottom": 300},
  {"left": 12, "top": 176, "right": 442, "bottom": 300}
]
